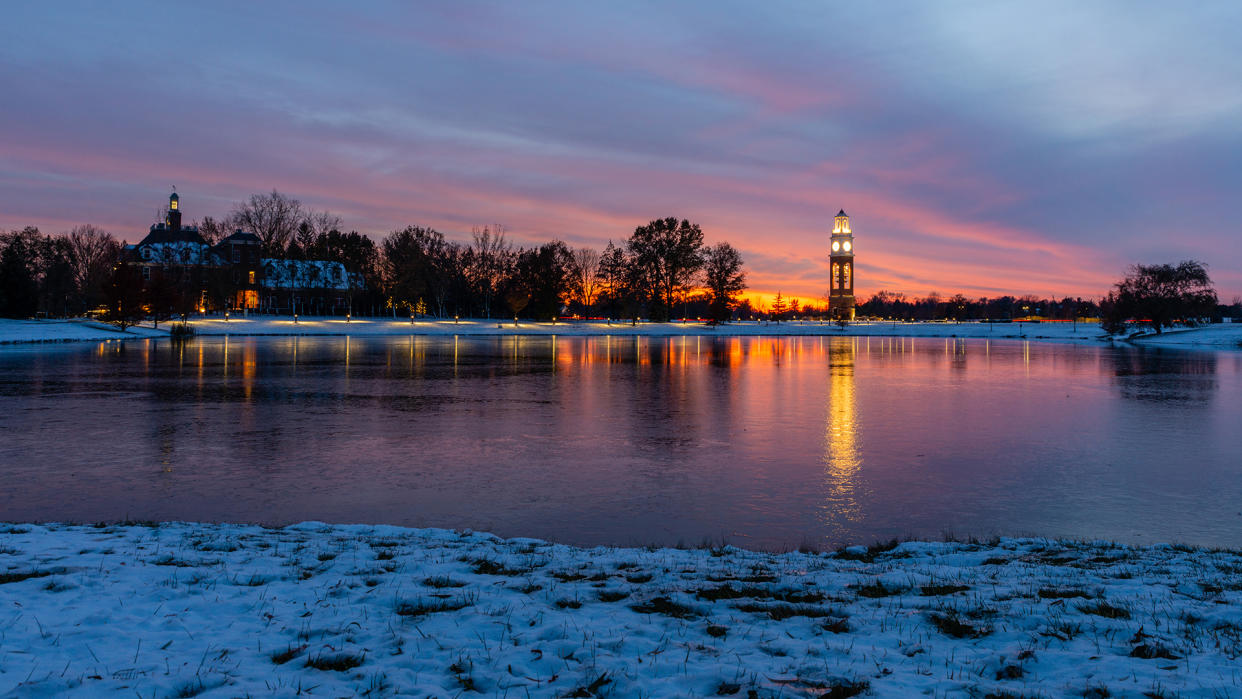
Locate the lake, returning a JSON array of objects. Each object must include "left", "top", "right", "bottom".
[{"left": 1, "top": 335, "right": 1238, "bottom": 549}]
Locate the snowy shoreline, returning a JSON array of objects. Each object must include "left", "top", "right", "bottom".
[
  {"left": 2, "top": 522, "right": 1239, "bottom": 697},
  {"left": 3, "top": 316, "right": 1241, "bottom": 350}
]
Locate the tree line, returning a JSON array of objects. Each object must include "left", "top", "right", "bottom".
[
  {"left": 4, "top": 190, "right": 1237, "bottom": 331},
  {"left": 213, "top": 192, "right": 748, "bottom": 321},
  {"left": 365, "top": 216, "right": 747, "bottom": 322},
  {"left": 0, "top": 190, "right": 749, "bottom": 322},
  {"left": 853, "top": 291, "right": 1101, "bottom": 322},
  {"left": 0, "top": 225, "right": 120, "bottom": 318},
  {"left": 847, "top": 261, "right": 1237, "bottom": 333}
]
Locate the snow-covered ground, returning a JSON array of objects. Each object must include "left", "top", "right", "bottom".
[
  {"left": 4, "top": 316, "right": 1241, "bottom": 350},
  {"left": 2, "top": 522, "right": 1239, "bottom": 697},
  {"left": 180, "top": 316, "right": 1111, "bottom": 344},
  {"left": 0, "top": 318, "right": 166, "bottom": 344},
  {"left": 1122, "top": 323, "right": 1242, "bottom": 349}
]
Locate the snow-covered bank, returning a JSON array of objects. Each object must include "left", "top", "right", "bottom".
[
  {"left": 0, "top": 318, "right": 166, "bottom": 344},
  {"left": 2, "top": 523, "right": 1239, "bottom": 697},
  {"left": 1127, "top": 324, "right": 1242, "bottom": 349},
  {"left": 184, "top": 316, "right": 1112, "bottom": 344},
  {"left": 4, "top": 316, "right": 1241, "bottom": 350},
  {"left": 0, "top": 316, "right": 1116, "bottom": 346}
]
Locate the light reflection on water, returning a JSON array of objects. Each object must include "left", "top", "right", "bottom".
[
  {"left": 824, "top": 340, "right": 861, "bottom": 531},
  {"left": 0, "top": 335, "right": 1238, "bottom": 549}
]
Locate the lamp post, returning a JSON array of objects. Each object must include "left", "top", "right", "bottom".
[{"left": 294, "top": 313, "right": 298, "bottom": 324}]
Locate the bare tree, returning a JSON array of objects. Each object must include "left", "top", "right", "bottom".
[
  {"left": 467, "top": 224, "right": 511, "bottom": 318},
  {"left": 66, "top": 225, "right": 120, "bottom": 313},
  {"left": 296, "top": 210, "right": 343, "bottom": 253},
  {"left": 228, "top": 190, "right": 304, "bottom": 257},
  {"left": 197, "top": 216, "right": 231, "bottom": 245},
  {"left": 569, "top": 246, "right": 602, "bottom": 313}
]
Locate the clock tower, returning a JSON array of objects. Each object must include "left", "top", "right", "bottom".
[{"left": 829, "top": 209, "right": 855, "bottom": 320}]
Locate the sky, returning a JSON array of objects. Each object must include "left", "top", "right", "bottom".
[{"left": 2, "top": 1, "right": 1240, "bottom": 304}]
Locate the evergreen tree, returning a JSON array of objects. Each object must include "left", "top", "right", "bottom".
[
  {"left": 382, "top": 226, "right": 448, "bottom": 315},
  {"left": 39, "top": 235, "right": 75, "bottom": 316},
  {"left": 0, "top": 228, "right": 40, "bottom": 318},
  {"left": 771, "top": 292, "right": 787, "bottom": 322},
  {"left": 510, "top": 241, "right": 573, "bottom": 320}
]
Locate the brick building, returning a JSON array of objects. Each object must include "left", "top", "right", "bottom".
[{"left": 123, "top": 191, "right": 363, "bottom": 315}]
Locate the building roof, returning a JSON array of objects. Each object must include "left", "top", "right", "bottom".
[
  {"left": 137, "top": 223, "right": 206, "bottom": 247},
  {"left": 136, "top": 240, "right": 222, "bottom": 266},
  {"left": 220, "top": 230, "right": 261, "bottom": 245},
  {"left": 837, "top": 209, "right": 848, "bottom": 217}
]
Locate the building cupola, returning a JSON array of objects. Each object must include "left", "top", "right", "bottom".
[{"left": 166, "top": 190, "right": 182, "bottom": 231}]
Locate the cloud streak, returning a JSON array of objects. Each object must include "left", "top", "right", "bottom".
[{"left": 2, "top": 1, "right": 1239, "bottom": 301}]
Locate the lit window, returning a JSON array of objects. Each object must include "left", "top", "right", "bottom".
[
  {"left": 832, "top": 263, "right": 839, "bottom": 288},
  {"left": 843, "top": 264, "right": 851, "bottom": 287},
  {"left": 248, "top": 270, "right": 255, "bottom": 284},
  {"left": 170, "top": 200, "right": 178, "bottom": 210}
]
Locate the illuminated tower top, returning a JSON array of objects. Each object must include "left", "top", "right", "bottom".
[
  {"left": 830, "top": 209, "right": 852, "bottom": 254},
  {"left": 166, "top": 190, "right": 182, "bottom": 231}
]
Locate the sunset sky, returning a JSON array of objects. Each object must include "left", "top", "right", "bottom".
[{"left": 3, "top": 2, "right": 1240, "bottom": 304}]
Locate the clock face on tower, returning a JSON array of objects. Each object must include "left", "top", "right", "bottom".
[{"left": 829, "top": 208, "right": 855, "bottom": 320}]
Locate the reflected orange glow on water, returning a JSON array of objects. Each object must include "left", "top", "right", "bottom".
[
  {"left": 242, "top": 342, "right": 256, "bottom": 402},
  {"left": 6, "top": 335, "right": 1237, "bottom": 549},
  {"left": 823, "top": 338, "right": 861, "bottom": 525}
]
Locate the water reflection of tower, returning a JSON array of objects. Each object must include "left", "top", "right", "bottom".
[{"left": 823, "top": 337, "right": 862, "bottom": 525}]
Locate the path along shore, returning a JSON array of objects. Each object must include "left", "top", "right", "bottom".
[{"left": 3, "top": 316, "right": 1240, "bottom": 349}]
